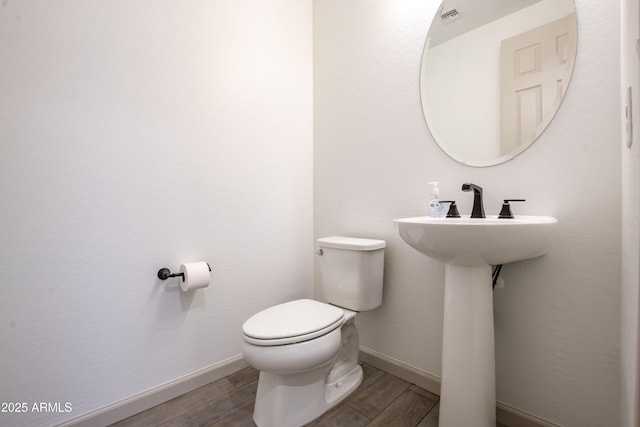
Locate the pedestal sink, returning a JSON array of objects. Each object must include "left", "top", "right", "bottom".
[{"left": 394, "top": 215, "right": 558, "bottom": 427}]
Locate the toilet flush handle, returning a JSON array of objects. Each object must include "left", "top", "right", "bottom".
[{"left": 315, "top": 249, "right": 324, "bottom": 256}]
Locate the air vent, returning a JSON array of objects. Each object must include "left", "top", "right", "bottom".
[{"left": 440, "top": 8, "right": 461, "bottom": 24}]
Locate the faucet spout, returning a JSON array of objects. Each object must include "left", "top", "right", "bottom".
[{"left": 461, "top": 183, "right": 485, "bottom": 218}]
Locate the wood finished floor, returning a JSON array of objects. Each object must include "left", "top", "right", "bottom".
[{"left": 111, "top": 363, "right": 509, "bottom": 427}]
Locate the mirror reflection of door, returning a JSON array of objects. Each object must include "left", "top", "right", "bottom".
[{"left": 500, "top": 14, "right": 577, "bottom": 155}]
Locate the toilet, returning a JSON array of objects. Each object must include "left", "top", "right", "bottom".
[{"left": 241, "top": 236, "right": 385, "bottom": 427}]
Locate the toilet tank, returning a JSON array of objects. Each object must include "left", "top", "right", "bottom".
[{"left": 317, "top": 236, "right": 385, "bottom": 311}]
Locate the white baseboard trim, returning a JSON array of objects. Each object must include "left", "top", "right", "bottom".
[
  {"left": 359, "top": 346, "right": 562, "bottom": 427},
  {"left": 496, "top": 402, "right": 563, "bottom": 427},
  {"left": 359, "top": 346, "right": 442, "bottom": 395},
  {"left": 57, "top": 355, "right": 248, "bottom": 427}
]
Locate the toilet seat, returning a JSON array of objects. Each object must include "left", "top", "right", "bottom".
[{"left": 242, "top": 299, "right": 345, "bottom": 346}]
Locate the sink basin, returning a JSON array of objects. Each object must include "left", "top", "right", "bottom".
[
  {"left": 394, "top": 214, "right": 558, "bottom": 427},
  {"left": 394, "top": 215, "right": 558, "bottom": 265}
]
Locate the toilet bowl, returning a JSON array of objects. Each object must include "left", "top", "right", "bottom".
[
  {"left": 242, "top": 299, "right": 362, "bottom": 427},
  {"left": 241, "top": 236, "right": 385, "bottom": 427}
]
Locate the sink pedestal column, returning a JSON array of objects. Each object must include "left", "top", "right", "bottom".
[{"left": 439, "top": 261, "right": 496, "bottom": 427}]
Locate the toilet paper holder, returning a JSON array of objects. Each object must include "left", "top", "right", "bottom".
[{"left": 157, "top": 263, "right": 211, "bottom": 281}]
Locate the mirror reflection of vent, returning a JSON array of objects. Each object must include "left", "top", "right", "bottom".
[{"left": 440, "top": 8, "right": 461, "bottom": 24}]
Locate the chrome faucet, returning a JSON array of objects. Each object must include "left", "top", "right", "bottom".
[{"left": 461, "top": 183, "right": 485, "bottom": 218}]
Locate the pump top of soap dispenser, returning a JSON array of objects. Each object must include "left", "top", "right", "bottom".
[{"left": 429, "top": 181, "right": 440, "bottom": 196}]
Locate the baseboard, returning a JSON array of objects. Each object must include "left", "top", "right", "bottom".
[
  {"left": 359, "top": 346, "right": 562, "bottom": 427},
  {"left": 57, "top": 355, "right": 248, "bottom": 427},
  {"left": 359, "top": 346, "right": 442, "bottom": 395},
  {"left": 495, "top": 402, "right": 563, "bottom": 427}
]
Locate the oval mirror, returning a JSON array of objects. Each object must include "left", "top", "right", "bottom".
[{"left": 420, "top": 0, "right": 577, "bottom": 167}]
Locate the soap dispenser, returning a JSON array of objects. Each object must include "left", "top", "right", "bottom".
[{"left": 428, "top": 181, "right": 444, "bottom": 217}]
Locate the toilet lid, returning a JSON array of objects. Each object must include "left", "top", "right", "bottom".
[{"left": 242, "top": 299, "right": 344, "bottom": 343}]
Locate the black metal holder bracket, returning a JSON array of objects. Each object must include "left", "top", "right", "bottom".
[
  {"left": 157, "top": 268, "right": 185, "bottom": 282},
  {"left": 157, "top": 263, "right": 212, "bottom": 282}
]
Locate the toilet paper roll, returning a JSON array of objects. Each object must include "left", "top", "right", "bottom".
[{"left": 179, "top": 262, "right": 210, "bottom": 291}]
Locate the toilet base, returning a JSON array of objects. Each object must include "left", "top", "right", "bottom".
[{"left": 253, "top": 363, "right": 362, "bottom": 427}]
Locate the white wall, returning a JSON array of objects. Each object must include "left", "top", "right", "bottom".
[
  {"left": 0, "top": 1, "right": 313, "bottom": 426},
  {"left": 314, "top": 0, "right": 621, "bottom": 426},
  {"left": 621, "top": 0, "right": 640, "bottom": 425}
]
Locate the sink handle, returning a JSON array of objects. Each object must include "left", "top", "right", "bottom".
[
  {"left": 498, "top": 199, "right": 526, "bottom": 219},
  {"left": 440, "top": 201, "right": 461, "bottom": 218}
]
